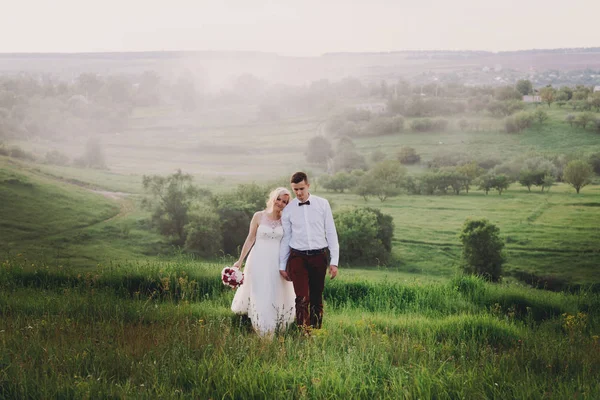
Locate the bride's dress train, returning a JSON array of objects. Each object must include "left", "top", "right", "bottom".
[{"left": 231, "top": 213, "right": 295, "bottom": 335}]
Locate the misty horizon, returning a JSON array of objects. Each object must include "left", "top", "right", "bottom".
[{"left": 2, "top": 0, "right": 599, "bottom": 57}]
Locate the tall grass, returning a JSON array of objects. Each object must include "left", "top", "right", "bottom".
[{"left": 1, "top": 257, "right": 599, "bottom": 398}]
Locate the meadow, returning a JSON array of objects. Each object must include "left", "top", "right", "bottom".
[
  {"left": 2, "top": 101, "right": 600, "bottom": 398},
  {"left": 1, "top": 255, "right": 599, "bottom": 398}
]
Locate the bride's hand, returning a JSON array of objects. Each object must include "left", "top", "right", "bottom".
[{"left": 233, "top": 260, "right": 242, "bottom": 269}]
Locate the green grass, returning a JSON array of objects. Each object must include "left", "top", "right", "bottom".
[
  {"left": 2, "top": 152, "right": 600, "bottom": 284},
  {"left": 0, "top": 157, "right": 170, "bottom": 268},
  {"left": 324, "top": 182, "right": 600, "bottom": 285},
  {"left": 0, "top": 158, "right": 118, "bottom": 245},
  {"left": 1, "top": 257, "right": 598, "bottom": 398},
  {"left": 355, "top": 105, "right": 600, "bottom": 163}
]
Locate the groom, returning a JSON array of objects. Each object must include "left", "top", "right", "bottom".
[{"left": 279, "top": 171, "right": 339, "bottom": 329}]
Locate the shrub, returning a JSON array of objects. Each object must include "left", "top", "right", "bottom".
[
  {"left": 410, "top": 118, "right": 448, "bottom": 132},
  {"left": 305, "top": 135, "right": 333, "bottom": 165},
  {"left": 397, "top": 146, "right": 421, "bottom": 165},
  {"left": 319, "top": 171, "right": 357, "bottom": 193},
  {"left": 370, "top": 149, "right": 386, "bottom": 163},
  {"left": 563, "top": 160, "right": 594, "bottom": 194},
  {"left": 44, "top": 150, "right": 69, "bottom": 166},
  {"left": 184, "top": 206, "right": 224, "bottom": 257},
  {"left": 9, "top": 146, "right": 36, "bottom": 161},
  {"left": 364, "top": 115, "right": 404, "bottom": 136},
  {"left": 331, "top": 149, "right": 367, "bottom": 172},
  {"left": 589, "top": 153, "right": 600, "bottom": 175},
  {"left": 334, "top": 207, "right": 394, "bottom": 265},
  {"left": 458, "top": 218, "right": 505, "bottom": 282}
]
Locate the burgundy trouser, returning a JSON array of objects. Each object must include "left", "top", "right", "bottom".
[{"left": 288, "top": 249, "right": 329, "bottom": 329}]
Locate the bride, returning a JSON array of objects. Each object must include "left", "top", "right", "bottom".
[{"left": 231, "top": 187, "right": 295, "bottom": 335}]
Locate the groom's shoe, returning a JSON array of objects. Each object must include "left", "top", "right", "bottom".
[
  {"left": 310, "top": 305, "right": 323, "bottom": 329},
  {"left": 295, "top": 297, "right": 310, "bottom": 327}
]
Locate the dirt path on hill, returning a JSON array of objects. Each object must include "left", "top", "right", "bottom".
[{"left": 88, "top": 189, "right": 135, "bottom": 223}]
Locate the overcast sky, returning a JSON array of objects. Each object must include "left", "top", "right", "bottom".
[{"left": 1, "top": 0, "right": 598, "bottom": 56}]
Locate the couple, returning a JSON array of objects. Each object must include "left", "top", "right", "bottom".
[{"left": 231, "top": 172, "right": 340, "bottom": 336}]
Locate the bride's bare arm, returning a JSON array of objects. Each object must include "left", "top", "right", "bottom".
[{"left": 233, "top": 211, "right": 261, "bottom": 269}]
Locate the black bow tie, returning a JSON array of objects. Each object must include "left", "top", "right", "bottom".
[{"left": 298, "top": 200, "right": 310, "bottom": 206}]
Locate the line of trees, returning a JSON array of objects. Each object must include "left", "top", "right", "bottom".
[{"left": 317, "top": 150, "right": 598, "bottom": 200}]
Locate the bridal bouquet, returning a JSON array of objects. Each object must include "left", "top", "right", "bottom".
[{"left": 221, "top": 266, "right": 244, "bottom": 289}]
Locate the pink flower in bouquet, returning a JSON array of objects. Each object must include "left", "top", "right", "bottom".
[{"left": 221, "top": 266, "right": 244, "bottom": 289}]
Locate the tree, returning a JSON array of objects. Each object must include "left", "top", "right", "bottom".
[
  {"left": 456, "top": 161, "right": 485, "bottom": 193},
  {"left": 575, "top": 112, "right": 595, "bottom": 129},
  {"left": 319, "top": 171, "right": 357, "bottom": 193},
  {"left": 370, "top": 149, "right": 386, "bottom": 163},
  {"left": 184, "top": 205, "right": 223, "bottom": 257},
  {"left": 515, "top": 80, "right": 533, "bottom": 96},
  {"left": 563, "top": 160, "right": 594, "bottom": 194},
  {"left": 331, "top": 148, "right": 367, "bottom": 172},
  {"left": 533, "top": 109, "right": 549, "bottom": 125},
  {"left": 459, "top": 218, "right": 505, "bottom": 282},
  {"left": 476, "top": 174, "right": 495, "bottom": 195},
  {"left": 495, "top": 86, "right": 522, "bottom": 101},
  {"left": 518, "top": 169, "right": 542, "bottom": 192},
  {"left": 589, "top": 152, "right": 600, "bottom": 175},
  {"left": 539, "top": 87, "right": 555, "bottom": 108},
  {"left": 558, "top": 86, "right": 573, "bottom": 101},
  {"left": 75, "top": 137, "right": 107, "bottom": 169},
  {"left": 306, "top": 135, "right": 333, "bottom": 165},
  {"left": 397, "top": 146, "right": 421, "bottom": 165},
  {"left": 360, "top": 160, "right": 406, "bottom": 201},
  {"left": 492, "top": 174, "right": 511, "bottom": 195},
  {"left": 334, "top": 207, "right": 394, "bottom": 265},
  {"left": 142, "top": 170, "right": 209, "bottom": 244},
  {"left": 590, "top": 92, "right": 600, "bottom": 112}
]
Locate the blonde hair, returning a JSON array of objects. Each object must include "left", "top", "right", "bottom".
[{"left": 266, "top": 187, "right": 291, "bottom": 212}]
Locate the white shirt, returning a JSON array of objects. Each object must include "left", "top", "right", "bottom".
[{"left": 279, "top": 194, "right": 340, "bottom": 270}]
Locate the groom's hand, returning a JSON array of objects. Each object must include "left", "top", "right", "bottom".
[
  {"left": 279, "top": 270, "right": 292, "bottom": 281},
  {"left": 329, "top": 265, "right": 338, "bottom": 279}
]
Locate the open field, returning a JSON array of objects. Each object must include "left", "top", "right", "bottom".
[
  {"left": 2, "top": 154, "right": 599, "bottom": 287},
  {"left": 1, "top": 256, "right": 599, "bottom": 398}
]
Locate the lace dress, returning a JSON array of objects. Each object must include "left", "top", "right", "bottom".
[{"left": 231, "top": 212, "right": 296, "bottom": 335}]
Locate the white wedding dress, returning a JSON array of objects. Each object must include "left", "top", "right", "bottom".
[{"left": 231, "top": 212, "right": 296, "bottom": 336}]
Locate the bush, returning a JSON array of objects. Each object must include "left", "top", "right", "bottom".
[
  {"left": 364, "top": 115, "right": 404, "bottom": 136},
  {"left": 458, "top": 218, "right": 505, "bottom": 282},
  {"left": 213, "top": 199, "right": 255, "bottom": 256},
  {"left": 370, "top": 149, "right": 386, "bottom": 163},
  {"left": 397, "top": 146, "right": 421, "bottom": 165},
  {"left": 319, "top": 171, "right": 358, "bottom": 193},
  {"left": 589, "top": 153, "right": 600, "bottom": 175},
  {"left": 184, "top": 206, "right": 224, "bottom": 257},
  {"left": 44, "top": 150, "right": 69, "bottom": 166},
  {"left": 504, "top": 111, "right": 533, "bottom": 133},
  {"left": 410, "top": 118, "right": 448, "bottom": 132},
  {"left": 305, "top": 135, "right": 333, "bottom": 165},
  {"left": 331, "top": 149, "right": 367, "bottom": 172},
  {"left": 334, "top": 207, "right": 394, "bottom": 265},
  {"left": 9, "top": 146, "right": 36, "bottom": 161}
]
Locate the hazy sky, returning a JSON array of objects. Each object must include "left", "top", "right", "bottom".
[{"left": 1, "top": 0, "right": 599, "bottom": 56}]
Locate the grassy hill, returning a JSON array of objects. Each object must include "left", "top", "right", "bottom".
[{"left": 0, "top": 157, "right": 169, "bottom": 267}]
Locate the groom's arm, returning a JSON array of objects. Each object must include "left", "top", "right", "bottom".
[{"left": 324, "top": 199, "right": 339, "bottom": 278}]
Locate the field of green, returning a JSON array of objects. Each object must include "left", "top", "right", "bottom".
[
  {"left": 1, "top": 102, "right": 600, "bottom": 398},
  {"left": 2, "top": 255, "right": 599, "bottom": 398}
]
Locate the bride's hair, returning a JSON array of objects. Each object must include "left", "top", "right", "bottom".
[{"left": 266, "top": 187, "right": 291, "bottom": 212}]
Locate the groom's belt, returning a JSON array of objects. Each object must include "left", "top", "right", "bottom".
[{"left": 291, "top": 247, "right": 328, "bottom": 256}]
